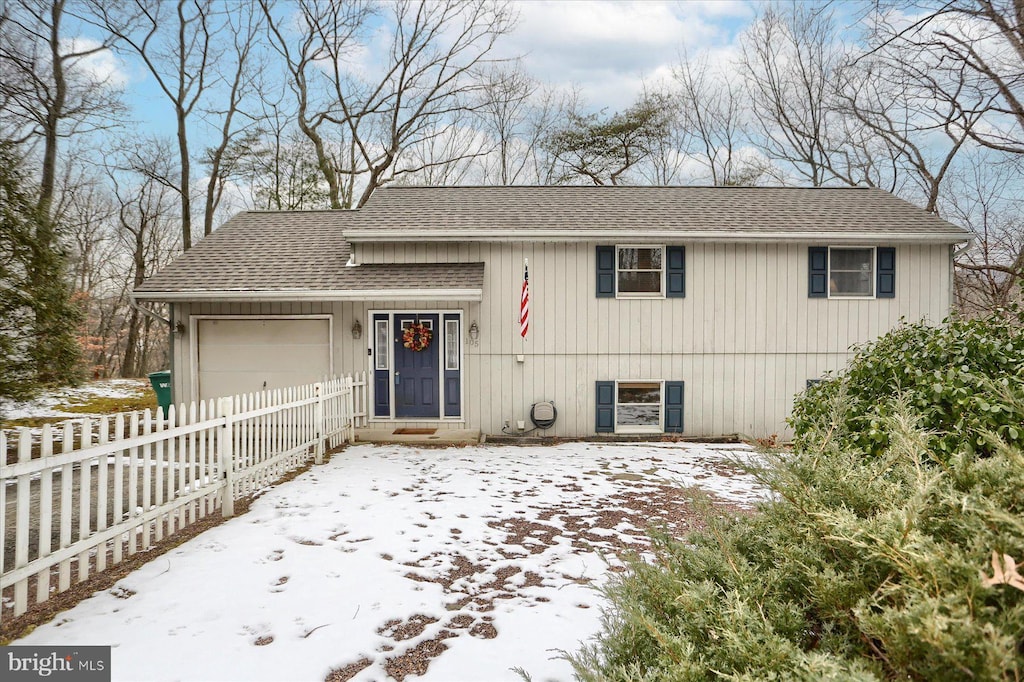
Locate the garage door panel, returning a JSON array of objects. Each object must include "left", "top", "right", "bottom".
[
  {"left": 200, "top": 343, "right": 330, "bottom": 372},
  {"left": 198, "top": 370, "right": 328, "bottom": 399},
  {"left": 201, "top": 319, "right": 328, "bottom": 346},
  {"left": 197, "top": 318, "right": 332, "bottom": 401}
]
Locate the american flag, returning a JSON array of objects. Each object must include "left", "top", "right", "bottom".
[{"left": 520, "top": 259, "right": 529, "bottom": 339}]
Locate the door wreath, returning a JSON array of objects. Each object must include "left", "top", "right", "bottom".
[{"left": 402, "top": 322, "right": 432, "bottom": 352}]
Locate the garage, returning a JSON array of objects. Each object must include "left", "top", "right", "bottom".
[{"left": 194, "top": 317, "right": 332, "bottom": 401}]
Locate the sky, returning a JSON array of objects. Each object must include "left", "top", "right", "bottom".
[
  {"left": 71, "top": 1, "right": 763, "bottom": 145},
  {"left": 493, "top": 0, "right": 756, "bottom": 108}
]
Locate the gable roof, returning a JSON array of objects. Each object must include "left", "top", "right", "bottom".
[
  {"left": 345, "top": 185, "right": 972, "bottom": 244},
  {"left": 134, "top": 210, "right": 484, "bottom": 301}
]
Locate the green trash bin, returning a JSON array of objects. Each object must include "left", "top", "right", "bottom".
[{"left": 148, "top": 370, "right": 172, "bottom": 418}]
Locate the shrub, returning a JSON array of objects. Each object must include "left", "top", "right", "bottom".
[
  {"left": 570, "top": 314, "right": 1024, "bottom": 681},
  {"left": 790, "top": 309, "right": 1024, "bottom": 458}
]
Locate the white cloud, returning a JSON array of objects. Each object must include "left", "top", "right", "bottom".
[
  {"left": 495, "top": 0, "right": 748, "bottom": 110},
  {"left": 61, "top": 37, "right": 129, "bottom": 88}
]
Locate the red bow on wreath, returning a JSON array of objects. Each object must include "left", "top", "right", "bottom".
[{"left": 403, "top": 323, "right": 432, "bottom": 352}]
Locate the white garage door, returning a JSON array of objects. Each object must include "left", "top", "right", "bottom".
[{"left": 196, "top": 318, "right": 332, "bottom": 400}]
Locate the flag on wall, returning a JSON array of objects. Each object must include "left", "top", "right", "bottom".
[{"left": 520, "top": 258, "right": 530, "bottom": 339}]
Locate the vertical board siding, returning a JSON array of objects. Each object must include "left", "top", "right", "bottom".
[{"left": 172, "top": 241, "right": 951, "bottom": 438}]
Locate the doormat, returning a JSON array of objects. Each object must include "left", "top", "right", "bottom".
[{"left": 394, "top": 428, "right": 437, "bottom": 435}]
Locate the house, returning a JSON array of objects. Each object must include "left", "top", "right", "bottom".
[{"left": 133, "top": 186, "right": 972, "bottom": 439}]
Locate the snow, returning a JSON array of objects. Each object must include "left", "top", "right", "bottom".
[
  {"left": 0, "top": 379, "right": 151, "bottom": 422},
  {"left": 13, "top": 442, "right": 770, "bottom": 682}
]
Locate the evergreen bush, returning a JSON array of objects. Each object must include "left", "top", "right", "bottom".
[
  {"left": 570, "top": 313, "right": 1024, "bottom": 681},
  {"left": 790, "top": 310, "right": 1024, "bottom": 458}
]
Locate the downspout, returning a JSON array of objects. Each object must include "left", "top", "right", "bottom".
[{"left": 951, "top": 240, "right": 974, "bottom": 314}]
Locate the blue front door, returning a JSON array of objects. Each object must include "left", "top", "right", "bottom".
[{"left": 394, "top": 314, "right": 440, "bottom": 418}]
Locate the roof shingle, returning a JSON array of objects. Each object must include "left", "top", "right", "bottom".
[
  {"left": 137, "top": 186, "right": 971, "bottom": 299},
  {"left": 348, "top": 185, "right": 972, "bottom": 242}
]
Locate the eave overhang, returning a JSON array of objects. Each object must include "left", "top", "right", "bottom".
[
  {"left": 132, "top": 287, "right": 484, "bottom": 303},
  {"left": 342, "top": 229, "right": 973, "bottom": 245}
]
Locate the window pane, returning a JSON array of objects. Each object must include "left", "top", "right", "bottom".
[
  {"left": 830, "top": 248, "right": 874, "bottom": 296},
  {"left": 618, "top": 271, "right": 661, "bottom": 293},
  {"left": 445, "top": 320, "right": 459, "bottom": 370},
  {"left": 618, "top": 383, "right": 660, "bottom": 403},
  {"left": 617, "top": 404, "right": 660, "bottom": 426},
  {"left": 618, "top": 247, "right": 662, "bottom": 269},
  {"left": 375, "top": 320, "right": 388, "bottom": 370},
  {"left": 830, "top": 271, "right": 872, "bottom": 296},
  {"left": 830, "top": 248, "right": 871, "bottom": 271}
]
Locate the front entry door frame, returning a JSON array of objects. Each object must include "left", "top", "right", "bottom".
[{"left": 368, "top": 309, "right": 464, "bottom": 422}]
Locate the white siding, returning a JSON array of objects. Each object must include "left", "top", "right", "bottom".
[{"left": 172, "top": 241, "right": 952, "bottom": 438}]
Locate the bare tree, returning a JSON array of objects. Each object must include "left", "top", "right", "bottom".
[
  {"left": 633, "top": 84, "right": 692, "bottom": 186},
  {"left": 474, "top": 71, "right": 574, "bottom": 185},
  {"left": 870, "top": 1, "right": 1024, "bottom": 156},
  {"left": 218, "top": 93, "right": 333, "bottom": 211},
  {"left": 263, "top": 0, "right": 515, "bottom": 208},
  {"left": 740, "top": 3, "right": 847, "bottom": 186},
  {"left": 673, "top": 57, "right": 772, "bottom": 186},
  {"left": 398, "top": 110, "right": 485, "bottom": 185},
  {"left": 943, "top": 152, "right": 1024, "bottom": 313},
  {"left": 200, "top": 0, "right": 265, "bottom": 235},
  {"left": 85, "top": 0, "right": 220, "bottom": 250},
  {"left": 0, "top": 0, "right": 123, "bottom": 221},
  {"left": 106, "top": 142, "right": 179, "bottom": 376}
]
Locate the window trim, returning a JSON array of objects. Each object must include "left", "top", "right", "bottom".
[
  {"left": 614, "top": 379, "right": 664, "bottom": 434},
  {"left": 827, "top": 246, "right": 876, "bottom": 300},
  {"left": 615, "top": 244, "right": 666, "bottom": 299}
]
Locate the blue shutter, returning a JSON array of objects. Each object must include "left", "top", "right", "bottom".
[
  {"left": 876, "top": 247, "right": 895, "bottom": 298},
  {"left": 596, "top": 246, "right": 615, "bottom": 297},
  {"left": 664, "top": 381, "right": 684, "bottom": 433},
  {"left": 666, "top": 246, "right": 686, "bottom": 298},
  {"left": 808, "top": 247, "right": 828, "bottom": 298},
  {"left": 595, "top": 381, "right": 615, "bottom": 432}
]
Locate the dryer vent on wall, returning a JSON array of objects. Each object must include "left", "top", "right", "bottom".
[{"left": 530, "top": 401, "right": 557, "bottom": 429}]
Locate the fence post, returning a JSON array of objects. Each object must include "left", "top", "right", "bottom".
[
  {"left": 218, "top": 397, "right": 235, "bottom": 518},
  {"left": 314, "top": 382, "right": 324, "bottom": 464},
  {"left": 346, "top": 376, "right": 356, "bottom": 444}
]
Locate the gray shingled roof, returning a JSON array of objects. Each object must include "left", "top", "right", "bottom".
[
  {"left": 135, "top": 210, "right": 484, "bottom": 299},
  {"left": 137, "top": 186, "right": 972, "bottom": 300},
  {"left": 347, "top": 185, "right": 972, "bottom": 242}
]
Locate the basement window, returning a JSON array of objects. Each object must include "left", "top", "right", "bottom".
[{"left": 616, "top": 382, "right": 662, "bottom": 433}]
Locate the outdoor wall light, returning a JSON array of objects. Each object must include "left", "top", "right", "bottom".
[
  {"left": 173, "top": 321, "right": 186, "bottom": 335},
  {"left": 468, "top": 320, "right": 480, "bottom": 342},
  {"left": 351, "top": 319, "right": 363, "bottom": 339}
]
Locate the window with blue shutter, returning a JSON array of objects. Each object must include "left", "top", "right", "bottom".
[
  {"left": 596, "top": 246, "right": 615, "bottom": 297},
  {"left": 808, "top": 247, "right": 828, "bottom": 298},
  {"left": 666, "top": 246, "right": 686, "bottom": 298},
  {"left": 664, "top": 381, "right": 684, "bottom": 432},
  {"left": 595, "top": 381, "right": 615, "bottom": 432},
  {"left": 876, "top": 247, "right": 896, "bottom": 298}
]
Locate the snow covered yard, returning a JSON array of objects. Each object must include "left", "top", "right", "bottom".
[
  {"left": 13, "top": 442, "right": 769, "bottom": 682},
  {"left": 0, "top": 379, "right": 154, "bottom": 426}
]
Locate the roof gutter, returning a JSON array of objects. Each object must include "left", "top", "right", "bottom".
[
  {"left": 133, "top": 287, "right": 484, "bottom": 303},
  {"left": 342, "top": 229, "right": 973, "bottom": 244}
]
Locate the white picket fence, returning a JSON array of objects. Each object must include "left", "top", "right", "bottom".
[{"left": 1, "top": 373, "right": 367, "bottom": 620}]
